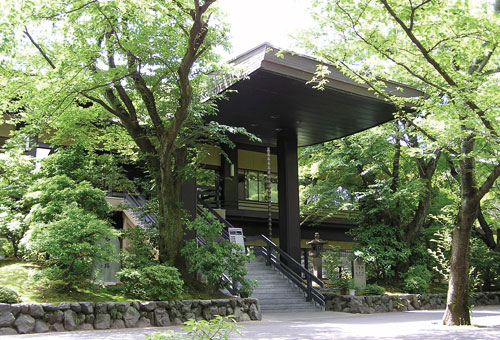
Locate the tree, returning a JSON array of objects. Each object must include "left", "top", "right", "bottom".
[
  {"left": 0, "top": 150, "right": 35, "bottom": 258},
  {"left": 0, "top": 0, "right": 235, "bottom": 268},
  {"left": 300, "top": 122, "right": 442, "bottom": 279},
  {"left": 303, "top": 0, "right": 500, "bottom": 325}
]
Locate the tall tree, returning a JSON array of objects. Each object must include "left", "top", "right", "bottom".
[
  {"left": 303, "top": 0, "right": 500, "bottom": 325},
  {"left": 0, "top": 0, "right": 235, "bottom": 267}
]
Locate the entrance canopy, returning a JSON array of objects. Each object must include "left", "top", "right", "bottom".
[{"left": 214, "top": 43, "right": 421, "bottom": 147}]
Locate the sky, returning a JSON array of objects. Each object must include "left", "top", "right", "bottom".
[{"left": 217, "top": 0, "right": 315, "bottom": 60}]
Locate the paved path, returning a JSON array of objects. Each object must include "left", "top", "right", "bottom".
[{"left": 6, "top": 306, "right": 500, "bottom": 340}]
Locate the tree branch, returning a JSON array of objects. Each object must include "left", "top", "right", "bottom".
[{"left": 23, "top": 26, "right": 56, "bottom": 69}]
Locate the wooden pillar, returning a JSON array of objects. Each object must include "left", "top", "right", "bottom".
[
  {"left": 277, "top": 132, "right": 301, "bottom": 263},
  {"left": 221, "top": 147, "right": 238, "bottom": 210},
  {"left": 181, "top": 177, "right": 197, "bottom": 241}
]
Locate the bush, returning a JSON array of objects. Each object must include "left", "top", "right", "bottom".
[
  {"left": 402, "top": 265, "right": 432, "bottom": 293},
  {"left": 0, "top": 286, "right": 21, "bottom": 304},
  {"left": 117, "top": 264, "right": 183, "bottom": 301},
  {"left": 120, "top": 225, "right": 158, "bottom": 270},
  {"left": 27, "top": 208, "right": 118, "bottom": 289},
  {"left": 147, "top": 315, "right": 242, "bottom": 340},
  {"left": 182, "top": 216, "right": 255, "bottom": 296},
  {"left": 364, "top": 284, "right": 385, "bottom": 296}
]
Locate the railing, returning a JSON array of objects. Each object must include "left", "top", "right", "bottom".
[
  {"left": 123, "top": 192, "right": 157, "bottom": 226},
  {"left": 199, "top": 199, "right": 325, "bottom": 307},
  {"left": 253, "top": 235, "right": 325, "bottom": 307}
]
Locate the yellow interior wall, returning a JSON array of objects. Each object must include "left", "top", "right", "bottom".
[
  {"left": 199, "top": 145, "right": 221, "bottom": 166},
  {"left": 238, "top": 149, "right": 277, "bottom": 172}
]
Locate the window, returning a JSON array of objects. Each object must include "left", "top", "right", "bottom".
[{"left": 238, "top": 169, "right": 278, "bottom": 203}]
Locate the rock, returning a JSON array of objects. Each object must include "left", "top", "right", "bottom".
[
  {"left": 85, "top": 314, "right": 95, "bottom": 324},
  {"left": 115, "top": 302, "right": 130, "bottom": 312},
  {"left": 95, "top": 303, "right": 107, "bottom": 314},
  {"left": 239, "top": 312, "right": 251, "bottom": 322},
  {"left": 57, "top": 303, "right": 70, "bottom": 310},
  {"left": 106, "top": 302, "right": 116, "bottom": 312},
  {"left": 111, "top": 319, "right": 125, "bottom": 329},
  {"left": 199, "top": 300, "right": 212, "bottom": 307},
  {"left": 248, "top": 304, "right": 261, "bottom": 320},
  {"left": 9, "top": 304, "right": 21, "bottom": 317},
  {"left": 34, "top": 320, "right": 49, "bottom": 333},
  {"left": 46, "top": 310, "right": 64, "bottom": 324},
  {"left": 123, "top": 306, "right": 140, "bottom": 328},
  {"left": 137, "top": 316, "right": 151, "bottom": 328},
  {"left": 184, "top": 313, "right": 195, "bottom": 321},
  {"left": 218, "top": 306, "right": 227, "bottom": 317},
  {"left": 29, "top": 304, "right": 45, "bottom": 319},
  {"left": 14, "top": 313, "right": 35, "bottom": 334},
  {"left": 172, "top": 318, "right": 183, "bottom": 325},
  {"left": 50, "top": 322, "right": 65, "bottom": 332},
  {"left": 94, "top": 314, "right": 111, "bottom": 330},
  {"left": 0, "top": 327, "right": 18, "bottom": 335},
  {"left": 154, "top": 308, "right": 171, "bottom": 327},
  {"left": 139, "top": 302, "right": 156, "bottom": 312},
  {"left": 77, "top": 323, "right": 94, "bottom": 331},
  {"left": 70, "top": 303, "right": 82, "bottom": 313},
  {"left": 80, "top": 302, "right": 94, "bottom": 314},
  {"left": 0, "top": 311, "right": 15, "bottom": 327},
  {"left": 64, "top": 310, "right": 78, "bottom": 331},
  {"left": 41, "top": 303, "right": 59, "bottom": 311},
  {"left": 0, "top": 304, "right": 10, "bottom": 312}
]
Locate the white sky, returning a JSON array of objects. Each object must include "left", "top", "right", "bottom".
[{"left": 217, "top": 0, "right": 314, "bottom": 59}]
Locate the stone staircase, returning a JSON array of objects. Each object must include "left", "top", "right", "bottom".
[{"left": 246, "top": 257, "right": 321, "bottom": 313}]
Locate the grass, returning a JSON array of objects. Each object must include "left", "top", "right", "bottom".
[{"left": 0, "top": 259, "right": 229, "bottom": 304}]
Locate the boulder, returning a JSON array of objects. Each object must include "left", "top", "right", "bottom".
[
  {"left": 139, "top": 302, "right": 156, "bottom": 312},
  {"left": 154, "top": 308, "right": 171, "bottom": 327},
  {"left": 0, "top": 311, "right": 15, "bottom": 327},
  {"left": 77, "top": 323, "right": 94, "bottom": 331},
  {"left": 46, "top": 310, "right": 64, "bottom": 324},
  {"left": 50, "top": 322, "right": 65, "bottom": 332},
  {"left": 34, "top": 320, "right": 49, "bottom": 333},
  {"left": 80, "top": 302, "right": 94, "bottom": 314},
  {"left": 63, "top": 310, "right": 78, "bottom": 331},
  {"left": 0, "top": 327, "right": 18, "bottom": 335},
  {"left": 123, "top": 306, "right": 140, "bottom": 328},
  {"left": 70, "top": 303, "right": 82, "bottom": 313},
  {"left": 111, "top": 319, "right": 125, "bottom": 329},
  {"left": 29, "top": 304, "right": 45, "bottom": 319},
  {"left": 14, "top": 313, "right": 35, "bottom": 334},
  {"left": 137, "top": 316, "right": 151, "bottom": 328},
  {"left": 94, "top": 314, "right": 111, "bottom": 330},
  {"left": 248, "top": 304, "right": 261, "bottom": 320}
]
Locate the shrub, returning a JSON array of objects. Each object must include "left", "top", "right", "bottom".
[
  {"left": 27, "top": 208, "right": 118, "bottom": 289},
  {"left": 364, "top": 284, "right": 386, "bottom": 296},
  {"left": 120, "top": 225, "right": 158, "bottom": 270},
  {"left": 182, "top": 216, "right": 255, "bottom": 296},
  {"left": 147, "top": 315, "right": 242, "bottom": 340},
  {"left": 402, "top": 265, "right": 432, "bottom": 293},
  {"left": 117, "top": 264, "right": 183, "bottom": 301},
  {"left": 0, "top": 286, "right": 21, "bottom": 304}
]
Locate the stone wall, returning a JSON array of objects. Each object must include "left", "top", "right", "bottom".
[
  {"left": 0, "top": 298, "right": 261, "bottom": 336},
  {"left": 322, "top": 290, "right": 500, "bottom": 314}
]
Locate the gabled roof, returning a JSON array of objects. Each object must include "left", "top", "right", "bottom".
[{"left": 213, "top": 43, "right": 421, "bottom": 148}]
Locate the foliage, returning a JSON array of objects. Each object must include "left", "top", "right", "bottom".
[
  {"left": 302, "top": 0, "right": 500, "bottom": 325},
  {"left": 0, "top": 285, "right": 21, "bottom": 304},
  {"left": 40, "top": 145, "right": 135, "bottom": 193},
  {"left": 117, "top": 264, "right": 183, "bottom": 301},
  {"left": 469, "top": 239, "right": 500, "bottom": 291},
  {"left": 402, "top": 265, "right": 432, "bottom": 294},
  {"left": 323, "top": 246, "right": 343, "bottom": 282},
  {"left": 0, "top": 150, "right": 35, "bottom": 257},
  {"left": 182, "top": 216, "right": 255, "bottom": 295},
  {"left": 147, "top": 315, "right": 243, "bottom": 340},
  {"left": 0, "top": 0, "right": 249, "bottom": 267},
  {"left": 120, "top": 225, "right": 159, "bottom": 270},
  {"left": 27, "top": 207, "right": 117, "bottom": 289},
  {"left": 364, "top": 284, "right": 386, "bottom": 296}
]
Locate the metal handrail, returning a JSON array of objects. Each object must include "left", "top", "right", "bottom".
[
  {"left": 123, "top": 192, "right": 157, "bottom": 226},
  {"left": 255, "top": 235, "right": 325, "bottom": 307}
]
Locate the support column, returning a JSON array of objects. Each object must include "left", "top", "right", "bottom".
[
  {"left": 221, "top": 147, "right": 238, "bottom": 210},
  {"left": 181, "top": 178, "right": 197, "bottom": 241},
  {"left": 277, "top": 132, "right": 301, "bottom": 263}
]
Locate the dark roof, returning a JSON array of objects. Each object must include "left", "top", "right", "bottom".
[{"left": 213, "top": 43, "right": 421, "bottom": 148}]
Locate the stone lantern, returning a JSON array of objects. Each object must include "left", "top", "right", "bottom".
[{"left": 307, "top": 232, "right": 328, "bottom": 279}]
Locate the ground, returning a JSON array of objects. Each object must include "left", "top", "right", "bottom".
[
  {"left": 0, "top": 259, "right": 227, "bottom": 303},
  {"left": 7, "top": 306, "right": 500, "bottom": 340}
]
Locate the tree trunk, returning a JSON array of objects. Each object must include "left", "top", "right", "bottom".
[{"left": 442, "top": 206, "right": 476, "bottom": 325}]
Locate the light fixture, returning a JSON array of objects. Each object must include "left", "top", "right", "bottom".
[{"left": 230, "top": 164, "right": 235, "bottom": 177}]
